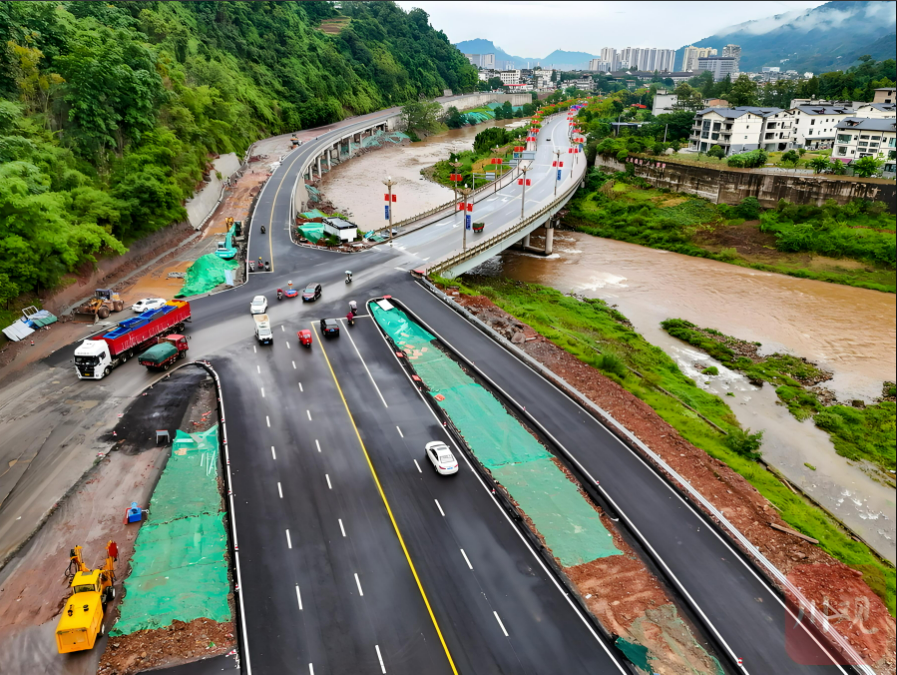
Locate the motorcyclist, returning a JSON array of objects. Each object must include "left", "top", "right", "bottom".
[
  {"left": 346, "top": 311, "right": 355, "bottom": 326},
  {"left": 261, "top": 224, "right": 266, "bottom": 234},
  {"left": 345, "top": 270, "right": 353, "bottom": 284},
  {"left": 258, "top": 256, "right": 263, "bottom": 268}
]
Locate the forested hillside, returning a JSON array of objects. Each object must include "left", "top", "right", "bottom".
[{"left": 0, "top": 1, "right": 477, "bottom": 304}]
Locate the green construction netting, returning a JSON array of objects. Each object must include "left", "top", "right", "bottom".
[
  {"left": 298, "top": 222, "right": 325, "bottom": 243},
  {"left": 305, "top": 184, "right": 321, "bottom": 202},
  {"left": 372, "top": 305, "right": 620, "bottom": 567},
  {"left": 300, "top": 209, "right": 328, "bottom": 219},
  {"left": 176, "top": 254, "right": 239, "bottom": 298},
  {"left": 615, "top": 638, "right": 652, "bottom": 672},
  {"left": 111, "top": 425, "right": 231, "bottom": 635}
]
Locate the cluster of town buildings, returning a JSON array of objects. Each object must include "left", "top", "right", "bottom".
[{"left": 682, "top": 88, "right": 895, "bottom": 175}]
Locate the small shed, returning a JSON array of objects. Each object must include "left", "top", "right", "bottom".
[{"left": 323, "top": 217, "right": 358, "bottom": 242}]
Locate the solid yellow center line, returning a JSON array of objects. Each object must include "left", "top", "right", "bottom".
[
  {"left": 312, "top": 323, "right": 459, "bottom": 675},
  {"left": 266, "top": 147, "right": 307, "bottom": 272}
]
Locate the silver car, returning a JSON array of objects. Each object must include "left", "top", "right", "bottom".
[
  {"left": 425, "top": 441, "right": 459, "bottom": 476},
  {"left": 250, "top": 295, "right": 268, "bottom": 315}
]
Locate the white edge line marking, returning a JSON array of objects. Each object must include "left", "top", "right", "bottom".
[
  {"left": 375, "top": 645, "right": 386, "bottom": 674},
  {"left": 326, "top": 474, "right": 332, "bottom": 490},
  {"left": 434, "top": 499, "right": 445, "bottom": 517},
  {"left": 339, "top": 519, "right": 347, "bottom": 537},
  {"left": 296, "top": 584, "right": 303, "bottom": 610},
  {"left": 354, "top": 572, "right": 363, "bottom": 596},
  {"left": 494, "top": 611, "right": 509, "bottom": 637},
  {"left": 460, "top": 548, "right": 473, "bottom": 570},
  {"left": 396, "top": 425, "right": 403, "bottom": 438},
  {"left": 413, "top": 459, "right": 422, "bottom": 473},
  {"left": 368, "top": 301, "right": 629, "bottom": 673},
  {"left": 277, "top": 482, "right": 283, "bottom": 498},
  {"left": 342, "top": 320, "right": 389, "bottom": 408},
  {"left": 286, "top": 529, "right": 292, "bottom": 549},
  {"left": 271, "top": 446, "right": 277, "bottom": 460}
]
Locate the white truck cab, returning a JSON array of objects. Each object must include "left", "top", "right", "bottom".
[
  {"left": 254, "top": 315, "right": 273, "bottom": 345},
  {"left": 74, "top": 340, "right": 113, "bottom": 380}
]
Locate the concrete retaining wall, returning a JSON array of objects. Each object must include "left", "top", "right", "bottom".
[
  {"left": 595, "top": 155, "right": 897, "bottom": 212},
  {"left": 184, "top": 153, "right": 242, "bottom": 228}
]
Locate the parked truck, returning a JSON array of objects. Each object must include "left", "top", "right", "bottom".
[
  {"left": 74, "top": 301, "right": 191, "bottom": 380},
  {"left": 138, "top": 334, "right": 188, "bottom": 371},
  {"left": 55, "top": 541, "right": 117, "bottom": 654},
  {"left": 254, "top": 314, "right": 273, "bottom": 345}
]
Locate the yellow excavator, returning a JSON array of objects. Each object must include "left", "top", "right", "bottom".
[{"left": 55, "top": 541, "right": 118, "bottom": 654}]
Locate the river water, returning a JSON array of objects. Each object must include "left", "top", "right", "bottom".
[{"left": 321, "top": 127, "right": 897, "bottom": 562}]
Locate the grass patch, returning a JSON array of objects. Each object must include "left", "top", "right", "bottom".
[
  {"left": 437, "top": 275, "right": 895, "bottom": 614},
  {"left": 566, "top": 170, "right": 896, "bottom": 293},
  {"left": 662, "top": 319, "right": 896, "bottom": 481}
]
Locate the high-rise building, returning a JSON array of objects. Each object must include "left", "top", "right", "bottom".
[
  {"left": 611, "top": 47, "right": 676, "bottom": 73},
  {"left": 682, "top": 46, "right": 717, "bottom": 71},
  {"left": 697, "top": 56, "right": 737, "bottom": 82},
  {"left": 600, "top": 47, "right": 618, "bottom": 71},
  {"left": 463, "top": 53, "right": 496, "bottom": 69},
  {"left": 722, "top": 44, "right": 741, "bottom": 68}
]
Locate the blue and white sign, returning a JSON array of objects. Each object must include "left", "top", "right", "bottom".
[
  {"left": 465, "top": 214, "right": 471, "bottom": 230},
  {"left": 557, "top": 169, "right": 562, "bottom": 181},
  {"left": 384, "top": 205, "right": 390, "bottom": 220}
]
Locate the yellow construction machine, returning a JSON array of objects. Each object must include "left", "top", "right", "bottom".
[{"left": 55, "top": 541, "right": 118, "bottom": 654}]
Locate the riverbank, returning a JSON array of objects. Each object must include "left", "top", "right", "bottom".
[
  {"left": 566, "top": 170, "right": 896, "bottom": 293},
  {"left": 440, "top": 276, "right": 895, "bottom": 625},
  {"left": 662, "top": 318, "right": 896, "bottom": 485}
]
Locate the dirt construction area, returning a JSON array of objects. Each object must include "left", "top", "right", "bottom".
[
  {"left": 0, "top": 367, "right": 232, "bottom": 675},
  {"left": 455, "top": 292, "right": 896, "bottom": 674}
]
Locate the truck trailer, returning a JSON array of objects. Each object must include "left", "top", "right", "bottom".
[{"left": 74, "top": 301, "right": 191, "bottom": 380}]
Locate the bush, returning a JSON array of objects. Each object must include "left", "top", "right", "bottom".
[
  {"left": 734, "top": 196, "right": 761, "bottom": 220},
  {"left": 702, "top": 366, "right": 719, "bottom": 376},
  {"left": 724, "top": 428, "right": 764, "bottom": 460},
  {"left": 780, "top": 150, "right": 801, "bottom": 167},
  {"left": 727, "top": 149, "right": 768, "bottom": 168},
  {"left": 707, "top": 145, "right": 725, "bottom": 159},
  {"left": 598, "top": 351, "right": 628, "bottom": 378}
]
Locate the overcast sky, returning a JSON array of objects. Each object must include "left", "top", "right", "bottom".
[{"left": 394, "top": 1, "right": 827, "bottom": 57}]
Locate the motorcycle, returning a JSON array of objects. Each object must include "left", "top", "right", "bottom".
[
  {"left": 249, "top": 261, "right": 255, "bottom": 272},
  {"left": 260, "top": 224, "right": 266, "bottom": 234},
  {"left": 346, "top": 312, "right": 355, "bottom": 327},
  {"left": 345, "top": 270, "right": 353, "bottom": 285},
  {"left": 264, "top": 260, "right": 271, "bottom": 271},
  {"left": 277, "top": 289, "right": 284, "bottom": 301}
]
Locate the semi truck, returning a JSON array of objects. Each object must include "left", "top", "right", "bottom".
[
  {"left": 55, "top": 541, "right": 117, "bottom": 654},
  {"left": 254, "top": 314, "right": 273, "bottom": 345},
  {"left": 138, "top": 334, "right": 189, "bottom": 371},
  {"left": 74, "top": 301, "right": 191, "bottom": 380}
]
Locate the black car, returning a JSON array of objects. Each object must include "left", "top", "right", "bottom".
[
  {"left": 320, "top": 318, "right": 340, "bottom": 337},
  {"left": 302, "top": 283, "right": 322, "bottom": 302}
]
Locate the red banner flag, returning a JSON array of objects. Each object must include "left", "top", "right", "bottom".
[
  {"left": 559, "top": 161, "right": 564, "bottom": 167},
  {"left": 466, "top": 203, "right": 473, "bottom": 212},
  {"left": 392, "top": 194, "right": 397, "bottom": 202},
  {"left": 457, "top": 203, "right": 465, "bottom": 211},
  {"left": 552, "top": 161, "right": 557, "bottom": 167},
  {"left": 384, "top": 194, "right": 390, "bottom": 201}
]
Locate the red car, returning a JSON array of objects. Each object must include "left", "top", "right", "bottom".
[{"left": 297, "top": 329, "right": 313, "bottom": 347}]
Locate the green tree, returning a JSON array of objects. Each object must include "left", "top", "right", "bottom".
[
  {"left": 780, "top": 150, "right": 801, "bottom": 167},
  {"left": 852, "top": 155, "right": 884, "bottom": 177},
  {"left": 444, "top": 106, "right": 464, "bottom": 129},
  {"left": 728, "top": 74, "right": 759, "bottom": 107},
  {"left": 828, "top": 159, "right": 847, "bottom": 175},
  {"left": 707, "top": 145, "right": 725, "bottom": 159},
  {"left": 401, "top": 99, "right": 442, "bottom": 136},
  {"left": 670, "top": 83, "right": 704, "bottom": 111},
  {"left": 808, "top": 156, "right": 830, "bottom": 174}
]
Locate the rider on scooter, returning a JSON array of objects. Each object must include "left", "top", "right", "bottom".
[
  {"left": 345, "top": 270, "right": 353, "bottom": 284},
  {"left": 349, "top": 300, "right": 357, "bottom": 316}
]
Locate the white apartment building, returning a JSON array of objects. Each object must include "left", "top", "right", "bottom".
[
  {"left": 477, "top": 69, "right": 498, "bottom": 82},
  {"left": 833, "top": 118, "right": 896, "bottom": 174},
  {"left": 464, "top": 53, "right": 496, "bottom": 69},
  {"left": 600, "top": 47, "right": 618, "bottom": 71},
  {"left": 721, "top": 44, "right": 741, "bottom": 67},
  {"left": 697, "top": 57, "right": 737, "bottom": 82},
  {"left": 853, "top": 103, "right": 897, "bottom": 119},
  {"left": 689, "top": 107, "right": 791, "bottom": 154},
  {"left": 682, "top": 46, "right": 717, "bottom": 71},
  {"left": 787, "top": 105, "right": 855, "bottom": 150},
  {"left": 613, "top": 47, "right": 675, "bottom": 72},
  {"left": 499, "top": 70, "right": 521, "bottom": 86}
]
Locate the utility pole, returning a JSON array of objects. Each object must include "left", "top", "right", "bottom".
[
  {"left": 519, "top": 164, "right": 530, "bottom": 219},
  {"left": 663, "top": 123, "right": 668, "bottom": 143},
  {"left": 382, "top": 176, "right": 396, "bottom": 246},
  {"left": 553, "top": 149, "right": 562, "bottom": 196},
  {"left": 492, "top": 144, "right": 502, "bottom": 193},
  {"left": 459, "top": 185, "right": 472, "bottom": 251},
  {"left": 449, "top": 161, "right": 462, "bottom": 224}
]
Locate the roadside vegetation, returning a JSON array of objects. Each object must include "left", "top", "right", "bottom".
[
  {"left": 565, "top": 169, "right": 896, "bottom": 293},
  {"left": 662, "top": 319, "right": 896, "bottom": 482},
  {"left": 0, "top": 1, "right": 478, "bottom": 316},
  {"left": 435, "top": 275, "right": 895, "bottom": 614}
]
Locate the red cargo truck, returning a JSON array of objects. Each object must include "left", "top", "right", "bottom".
[{"left": 74, "top": 301, "right": 191, "bottom": 380}]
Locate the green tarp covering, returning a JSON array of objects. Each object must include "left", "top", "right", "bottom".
[
  {"left": 372, "top": 305, "right": 621, "bottom": 568},
  {"left": 176, "top": 254, "right": 238, "bottom": 298},
  {"left": 138, "top": 342, "right": 177, "bottom": 365},
  {"left": 297, "top": 222, "right": 325, "bottom": 243},
  {"left": 112, "top": 426, "right": 231, "bottom": 635}
]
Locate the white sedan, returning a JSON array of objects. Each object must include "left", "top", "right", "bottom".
[
  {"left": 131, "top": 298, "right": 166, "bottom": 313},
  {"left": 250, "top": 295, "right": 268, "bottom": 315},
  {"left": 425, "top": 441, "right": 459, "bottom": 476}
]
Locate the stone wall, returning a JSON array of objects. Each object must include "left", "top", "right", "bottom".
[
  {"left": 184, "top": 153, "right": 242, "bottom": 228},
  {"left": 595, "top": 155, "right": 897, "bottom": 212},
  {"left": 438, "top": 92, "right": 532, "bottom": 115}
]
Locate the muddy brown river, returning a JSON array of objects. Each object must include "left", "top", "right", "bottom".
[{"left": 321, "top": 128, "right": 897, "bottom": 562}]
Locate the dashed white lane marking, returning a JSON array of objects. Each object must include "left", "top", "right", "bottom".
[
  {"left": 296, "top": 584, "right": 303, "bottom": 610},
  {"left": 286, "top": 529, "right": 292, "bottom": 549},
  {"left": 286, "top": 341, "right": 291, "bottom": 349},
  {"left": 414, "top": 460, "right": 422, "bottom": 473},
  {"left": 339, "top": 519, "right": 347, "bottom": 537},
  {"left": 298, "top": 382, "right": 303, "bottom": 391},
  {"left": 266, "top": 416, "right": 271, "bottom": 428},
  {"left": 260, "top": 387, "right": 265, "bottom": 398},
  {"left": 375, "top": 645, "right": 386, "bottom": 674},
  {"left": 292, "top": 361, "right": 296, "bottom": 370},
  {"left": 257, "top": 365, "right": 260, "bottom": 374},
  {"left": 277, "top": 481, "right": 283, "bottom": 498},
  {"left": 271, "top": 446, "right": 277, "bottom": 460},
  {"left": 434, "top": 499, "right": 445, "bottom": 517},
  {"left": 460, "top": 549, "right": 473, "bottom": 570},
  {"left": 326, "top": 474, "right": 332, "bottom": 490},
  {"left": 308, "top": 664, "right": 314, "bottom": 675},
  {"left": 422, "top": 256, "right": 430, "bottom": 262},
  {"left": 306, "top": 410, "right": 312, "bottom": 421},
  {"left": 253, "top": 346, "right": 257, "bottom": 354},
  {"left": 315, "top": 439, "right": 321, "bottom": 453},
  {"left": 396, "top": 426, "right": 403, "bottom": 438},
  {"left": 281, "top": 325, "right": 285, "bottom": 332},
  {"left": 354, "top": 573, "right": 364, "bottom": 596},
  {"left": 494, "top": 611, "right": 509, "bottom": 637}
]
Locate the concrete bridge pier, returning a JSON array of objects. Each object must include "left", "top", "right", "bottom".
[
  {"left": 544, "top": 223, "right": 554, "bottom": 256},
  {"left": 522, "top": 233, "right": 531, "bottom": 248},
  {"left": 316, "top": 156, "right": 323, "bottom": 177}
]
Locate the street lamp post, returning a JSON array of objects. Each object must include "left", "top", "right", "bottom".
[
  {"left": 553, "top": 149, "right": 562, "bottom": 196},
  {"left": 459, "top": 185, "right": 472, "bottom": 251},
  {"left": 449, "top": 161, "right": 462, "bottom": 223},
  {"left": 492, "top": 144, "right": 502, "bottom": 193},
  {"left": 382, "top": 176, "right": 396, "bottom": 246},
  {"left": 519, "top": 164, "right": 530, "bottom": 219}
]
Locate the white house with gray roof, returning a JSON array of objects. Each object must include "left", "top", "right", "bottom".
[
  {"left": 833, "top": 117, "right": 896, "bottom": 176},
  {"left": 787, "top": 105, "right": 855, "bottom": 150},
  {"left": 688, "top": 107, "right": 792, "bottom": 155}
]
